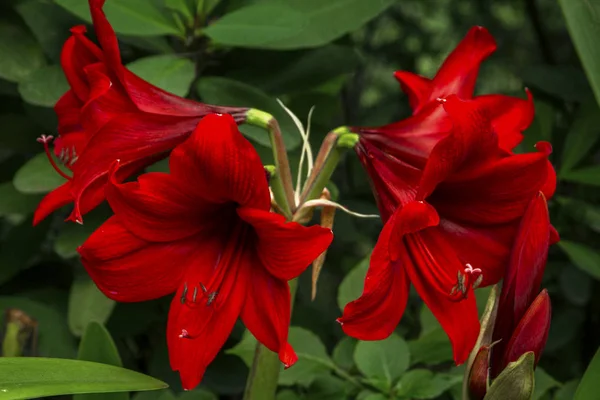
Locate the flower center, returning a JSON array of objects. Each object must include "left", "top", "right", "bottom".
[
  {"left": 37, "top": 135, "right": 73, "bottom": 181},
  {"left": 448, "top": 263, "right": 483, "bottom": 301}
]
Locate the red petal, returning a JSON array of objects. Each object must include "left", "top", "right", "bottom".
[
  {"left": 354, "top": 103, "right": 451, "bottom": 168},
  {"left": 474, "top": 90, "right": 535, "bottom": 152},
  {"left": 167, "top": 227, "right": 250, "bottom": 390},
  {"left": 394, "top": 71, "right": 432, "bottom": 114},
  {"left": 388, "top": 201, "right": 440, "bottom": 261},
  {"left": 54, "top": 90, "right": 84, "bottom": 146},
  {"left": 416, "top": 96, "right": 498, "bottom": 200},
  {"left": 88, "top": 0, "right": 123, "bottom": 79},
  {"left": 402, "top": 228, "right": 480, "bottom": 364},
  {"left": 60, "top": 25, "right": 103, "bottom": 102},
  {"left": 106, "top": 168, "right": 226, "bottom": 242},
  {"left": 79, "top": 216, "right": 198, "bottom": 302},
  {"left": 237, "top": 207, "right": 332, "bottom": 281},
  {"left": 240, "top": 265, "right": 297, "bottom": 367},
  {"left": 430, "top": 151, "right": 549, "bottom": 225},
  {"left": 355, "top": 139, "right": 421, "bottom": 221},
  {"left": 33, "top": 182, "right": 73, "bottom": 226},
  {"left": 429, "top": 26, "right": 496, "bottom": 104},
  {"left": 338, "top": 217, "right": 410, "bottom": 340},
  {"left": 501, "top": 290, "right": 551, "bottom": 369},
  {"left": 169, "top": 114, "right": 271, "bottom": 210}
]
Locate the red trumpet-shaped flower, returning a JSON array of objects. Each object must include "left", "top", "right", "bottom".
[
  {"left": 468, "top": 193, "right": 553, "bottom": 399},
  {"left": 338, "top": 26, "right": 556, "bottom": 365},
  {"left": 78, "top": 114, "right": 333, "bottom": 390},
  {"left": 34, "top": 0, "right": 246, "bottom": 226}
]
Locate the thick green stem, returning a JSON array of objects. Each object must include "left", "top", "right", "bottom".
[
  {"left": 243, "top": 279, "right": 299, "bottom": 400},
  {"left": 265, "top": 165, "right": 292, "bottom": 219},
  {"left": 245, "top": 109, "right": 296, "bottom": 213}
]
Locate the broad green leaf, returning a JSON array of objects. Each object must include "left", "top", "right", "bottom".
[
  {"left": 337, "top": 253, "right": 370, "bottom": 311},
  {"left": 16, "top": 0, "right": 78, "bottom": 61},
  {"left": 204, "top": 0, "right": 395, "bottom": 50},
  {"left": 0, "top": 182, "right": 43, "bottom": 224},
  {"left": 0, "top": 113, "right": 43, "bottom": 153},
  {"left": 561, "top": 165, "right": 600, "bottom": 186},
  {"left": 408, "top": 328, "right": 453, "bottom": 366},
  {"left": 68, "top": 274, "right": 116, "bottom": 337},
  {"left": 225, "top": 329, "right": 257, "bottom": 367},
  {"left": 419, "top": 304, "right": 440, "bottom": 336},
  {"left": 18, "top": 65, "right": 69, "bottom": 107},
  {"left": 354, "top": 333, "right": 409, "bottom": 389},
  {"left": 306, "top": 375, "right": 354, "bottom": 400},
  {"left": 134, "top": 389, "right": 217, "bottom": 400},
  {"left": 332, "top": 337, "right": 356, "bottom": 371},
  {"left": 164, "top": 0, "right": 194, "bottom": 21},
  {"left": 0, "top": 219, "right": 49, "bottom": 285},
  {"left": 75, "top": 322, "right": 126, "bottom": 400},
  {"left": 0, "top": 296, "right": 76, "bottom": 358},
  {"left": 13, "top": 152, "right": 68, "bottom": 194},
  {"left": 54, "top": 0, "right": 183, "bottom": 36},
  {"left": 532, "top": 368, "right": 560, "bottom": 400},
  {"left": 560, "top": 101, "right": 600, "bottom": 173},
  {"left": 279, "top": 327, "right": 333, "bottom": 387},
  {"left": 127, "top": 55, "right": 195, "bottom": 97},
  {"left": 483, "top": 352, "right": 535, "bottom": 400},
  {"left": 395, "top": 370, "right": 462, "bottom": 399},
  {"left": 521, "top": 65, "right": 593, "bottom": 103},
  {"left": 574, "top": 346, "right": 600, "bottom": 400},
  {"left": 276, "top": 390, "right": 304, "bottom": 400},
  {"left": 558, "top": 240, "right": 600, "bottom": 280},
  {"left": 196, "top": 77, "right": 301, "bottom": 149},
  {"left": 0, "top": 357, "right": 167, "bottom": 399},
  {"left": 559, "top": 0, "right": 600, "bottom": 107},
  {"left": 555, "top": 379, "right": 579, "bottom": 400},
  {"left": 0, "top": 20, "right": 46, "bottom": 82}
]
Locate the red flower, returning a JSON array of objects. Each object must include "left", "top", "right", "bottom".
[
  {"left": 337, "top": 27, "right": 556, "bottom": 364},
  {"left": 34, "top": 0, "right": 246, "bottom": 226},
  {"left": 78, "top": 114, "right": 333, "bottom": 390}
]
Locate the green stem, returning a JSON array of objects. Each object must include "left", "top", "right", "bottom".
[
  {"left": 243, "top": 279, "right": 299, "bottom": 400},
  {"left": 265, "top": 166, "right": 292, "bottom": 219},
  {"left": 245, "top": 109, "right": 296, "bottom": 214}
]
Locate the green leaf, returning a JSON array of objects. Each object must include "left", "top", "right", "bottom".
[
  {"left": 18, "top": 65, "right": 69, "bottom": 107},
  {"left": 75, "top": 322, "right": 127, "bottom": 400},
  {"left": 555, "top": 379, "right": 579, "bottom": 400},
  {"left": 68, "top": 274, "right": 116, "bottom": 337},
  {"left": 559, "top": 265, "right": 592, "bottom": 306},
  {"left": 225, "top": 329, "right": 257, "bottom": 368},
  {"left": 276, "top": 389, "right": 304, "bottom": 400},
  {"left": 204, "top": 0, "right": 394, "bottom": 50},
  {"left": 332, "top": 337, "right": 356, "bottom": 371},
  {"left": 279, "top": 327, "right": 333, "bottom": 387},
  {"left": 520, "top": 100, "right": 554, "bottom": 151},
  {"left": 532, "top": 368, "right": 560, "bottom": 400},
  {"left": 559, "top": 0, "right": 600, "bottom": 107},
  {"left": 0, "top": 219, "right": 49, "bottom": 285},
  {"left": 54, "top": 0, "right": 183, "bottom": 36},
  {"left": 0, "top": 357, "right": 167, "bottom": 399},
  {"left": 354, "top": 333, "right": 410, "bottom": 389},
  {"left": 15, "top": 0, "right": 78, "bottom": 61},
  {"left": 483, "top": 352, "right": 535, "bottom": 400},
  {"left": 558, "top": 240, "right": 600, "bottom": 280},
  {"left": 337, "top": 253, "right": 370, "bottom": 311},
  {"left": 0, "top": 20, "right": 46, "bottom": 82},
  {"left": 13, "top": 152, "right": 68, "bottom": 194},
  {"left": 408, "top": 328, "right": 453, "bottom": 366},
  {"left": 560, "top": 101, "right": 600, "bottom": 173},
  {"left": 521, "top": 65, "right": 593, "bottom": 103},
  {"left": 196, "top": 77, "right": 301, "bottom": 149},
  {"left": 0, "top": 182, "right": 43, "bottom": 224},
  {"left": 561, "top": 165, "right": 600, "bottom": 186},
  {"left": 127, "top": 55, "right": 195, "bottom": 97},
  {"left": 0, "top": 296, "right": 76, "bottom": 358},
  {"left": 395, "top": 370, "right": 462, "bottom": 399},
  {"left": 557, "top": 197, "right": 600, "bottom": 233},
  {"left": 574, "top": 346, "right": 600, "bottom": 400},
  {"left": 306, "top": 375, "right": 354, "bottom": 400}
]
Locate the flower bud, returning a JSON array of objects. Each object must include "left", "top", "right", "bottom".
[{"left": 467, "top": 345, "right": 491, "bottom": 400}]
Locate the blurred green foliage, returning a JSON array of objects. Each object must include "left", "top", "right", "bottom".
[{"left": 0, "top": 0, "right": 599, "bottom": 399}]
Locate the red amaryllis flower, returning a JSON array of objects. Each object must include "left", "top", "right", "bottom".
[
  {"left": 34, "top": 0, "right": 246, "bottom": 226},
  {"left": 339, "top": 95, "right": 555, "bottom": 365},
  {"left": 468, "top": 193, "right": 553, "bottom": 399},
  {"left": 78, "top": 114, "right": 333, "bottom": 390}
]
